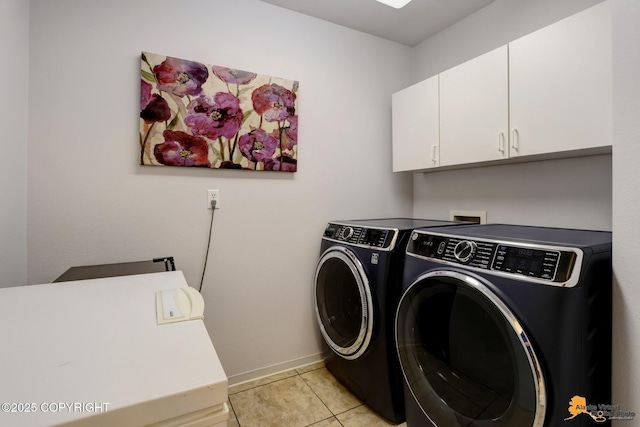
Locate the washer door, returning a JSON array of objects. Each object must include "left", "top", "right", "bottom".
[
  {"left": 315, "top": 246, "right": 374, "bottom": 360},
  {"left": 395, "top": 270, "right": 546, "bottom": 427}
]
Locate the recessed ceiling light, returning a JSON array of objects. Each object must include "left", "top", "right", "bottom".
[{"left": 375, "top": 0, "right": 413, "bottom": 9}]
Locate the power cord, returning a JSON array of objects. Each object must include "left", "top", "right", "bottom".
[{"left": 199, "top": 199, "right": 217, "bottom": 292}]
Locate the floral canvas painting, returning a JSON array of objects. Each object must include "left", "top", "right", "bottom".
[{"left": 140, "top": 52, "right": 298, "bottom": 172}]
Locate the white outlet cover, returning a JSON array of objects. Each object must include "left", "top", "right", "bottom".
[{"left": 207, "top": 189, "right": 220, "bottom": 209}]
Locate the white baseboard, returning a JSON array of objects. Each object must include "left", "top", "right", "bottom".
[{"left": 227, "top": 352, "right": 328, "bottom": 386}]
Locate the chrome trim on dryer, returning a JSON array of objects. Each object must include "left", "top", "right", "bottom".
[
  {"left": 323, "top": 222, "right": 400, "bottom": 251},
  {"left": 407, "top": 230, "right": 584, "bottom": 287},
  {"left": 314, "top": 246, "right": 374, "bottom": 360},
  {"left": 395, "top": 269, "right": 547, "bottom": 427}
]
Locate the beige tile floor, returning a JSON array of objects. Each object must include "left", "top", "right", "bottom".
[{"left": 228, "top": 361, "right": 407, "bottom": 427}]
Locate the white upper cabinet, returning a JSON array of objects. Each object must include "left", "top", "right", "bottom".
[
  {"left": 439, "top": 45, "right": 509, "bottom": 167},
  {"left": 392, "top": 76, "right": 440, "bottom": 172},
  {"left": 509, "top": 1, "right": 612, "bottom": 158},
  {"left": 391, "top": 1, "right": 612, "bottom": 172}
]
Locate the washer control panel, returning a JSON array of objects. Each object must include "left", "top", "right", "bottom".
[
  {"left": 408, "top": 231, "right": 580, "bottom": 286},
  {"left": 323, "top": 223, "right": 397, "bottom": 250}
]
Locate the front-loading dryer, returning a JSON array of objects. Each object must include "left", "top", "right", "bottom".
[
  {"left": 315, "top": 218, "right": 464, "bottom": 423},
  {"left": 395, "top": 224, "right": 612, "bottom": 427}
]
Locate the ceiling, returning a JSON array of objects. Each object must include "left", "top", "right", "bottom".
[{"left": 258, "top": 0, "right": 495, "bottom": 47}]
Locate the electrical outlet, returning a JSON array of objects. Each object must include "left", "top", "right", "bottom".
[{"left": 207, "top": 189, "right": 220, "bottom": 209}]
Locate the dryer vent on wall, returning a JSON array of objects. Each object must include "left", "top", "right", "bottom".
[{"left": 449, "top": 209, "right": 486, "bottom": 224}]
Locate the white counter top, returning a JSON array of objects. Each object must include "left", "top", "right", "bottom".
[{"left": 0, "top": 271, "right": 228, "bottom": 426}]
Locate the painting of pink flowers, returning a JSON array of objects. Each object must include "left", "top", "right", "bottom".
[{"left": 140, "top": 52, "right": 299, "bottom": 172}]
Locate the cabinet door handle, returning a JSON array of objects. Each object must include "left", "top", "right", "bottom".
[
  {"left": 511, "top": 128, "right": 519, "bottom": 151},
  {"left": 498, "top": 132, "right": 506, "bottom": 153},
  {"left": 431, "top": 144, "right": 437, "bottom": 163}
]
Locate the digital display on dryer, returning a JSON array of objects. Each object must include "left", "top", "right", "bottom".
[
  {"left": 493, "top": 245, "right": 560, "bottom": 280},
  {"left": 361, "top": 228, "right": 390, "bottom": 247},
  {"left": 409, "top": 234, "right": 447, "bottom": 258}
]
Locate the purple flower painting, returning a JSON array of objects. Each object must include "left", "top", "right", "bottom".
[{"left": 140, "top": 52, "right": 299, "bottom": 172}]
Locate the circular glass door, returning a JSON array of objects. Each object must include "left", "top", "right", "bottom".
[
  {"left": 395, "top": 270, "right": 546, "bottom": 427},
  {"left": 315, "top": 246, "right": 373, "bottom": 360}
]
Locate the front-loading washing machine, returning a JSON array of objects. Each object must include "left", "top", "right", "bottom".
[
  {"left": 395, "top": 224, "right": 612, "bottom": 427},
  {"left": 314, "top": 218, "right": 464, "bottom": 423}
]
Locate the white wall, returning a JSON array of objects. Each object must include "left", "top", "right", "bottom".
[
  {"left": 0, "top": 0, "right": 29, "bottom": 287},
  {"left": 27, "top": 0, "right": 413, "bottom": 380},
  {"left": 414, "top": 155, "right": 612, "bottom": 229},
  {"left": 410, "top": 0, "right": 612, "bottom": 232},
  {"left": 412, "top": 0, "right": 603, "bottom": 81},
  {"left": 611, "top": 0, "right": 640, "bottom": 416}
]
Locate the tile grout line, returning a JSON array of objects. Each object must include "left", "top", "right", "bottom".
[
  {"left": 229, "top": 362, "right": 376, "bottom": 427},
  {"left": 298, "top": 370, "right": 346, "bottom": 427},
  {"left": 226, "top": 400, "right": 239, "bottom": 427},
  {"left": 297, "top": 366, "right": 376, "bottom": 426},
  {"left": 229, "top": 365, "right": 333, "bottom": 427},
  {"left": 228, "top": 370, "right": 299, "bottom": 395},
  {"left": 229, "top": 377, "right": 297, "bottom": 427}
]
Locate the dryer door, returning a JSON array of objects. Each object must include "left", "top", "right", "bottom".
[
  {"left": 395, "top": 270, "right": 546, "bottom": 427},
  {"left": 315, "top": 246, "right": 374, "bottom": 360}
]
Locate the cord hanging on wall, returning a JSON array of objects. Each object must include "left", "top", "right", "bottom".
[{"left": 199, "top": 199, "right": 217, "bottom": 292}]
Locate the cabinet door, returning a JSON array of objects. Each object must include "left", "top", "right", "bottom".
[
  {"left": 392, "top": 76, "right": 439, "bottom": 172},
  {"left": 509, "top": 1, "right": 612, "bottom": 157},
  {"left": 440, "top": 45, "right": 509, "bottom": 167}
]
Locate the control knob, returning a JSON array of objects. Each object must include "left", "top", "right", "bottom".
[
  {"left": 340, "top": 226, "right": 354, "bottom": 240},
  {"left": 454, "top": 240, "right": 477, "bottom": 263}
]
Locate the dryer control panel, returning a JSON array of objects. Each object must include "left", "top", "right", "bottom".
[
  {"left": 408, "top": 231, "right": 581, "bottom": 287},
  {"left": 323, "top": 223, "right": 398, "bottom": 250}
]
